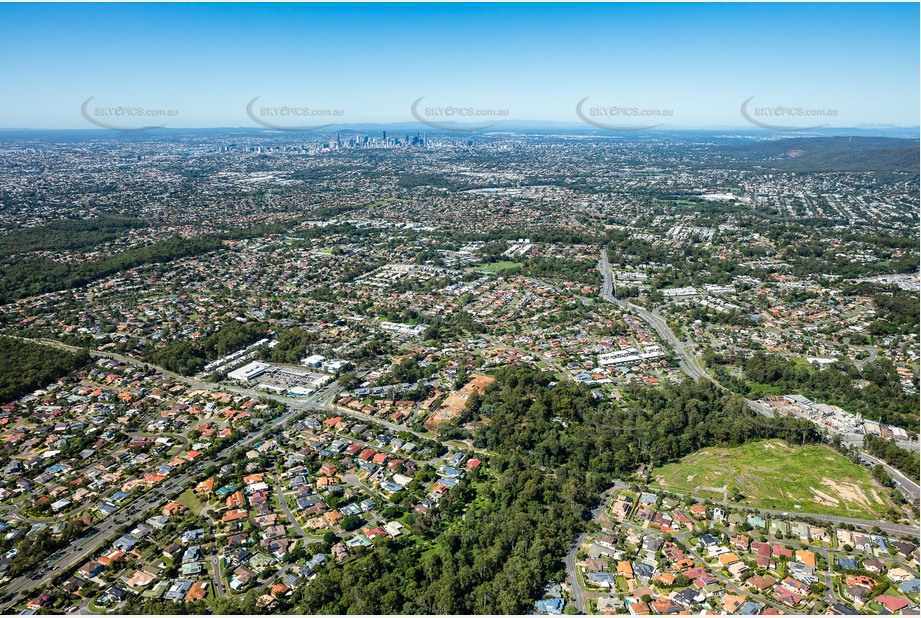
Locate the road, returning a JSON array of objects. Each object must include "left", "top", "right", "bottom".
[
  {"left": 200, "top": 506, "right": 225, "bottom": 598},
  {"left": 854, "top": 346, "right": 878, "bottom": 370},
  {"left": 859, "top": 452, "right": 921, "bottom": 502},
  {"left": 565, "top": 531, "right": 588, "bottom": 614},
  {"left": 598, "top": 248, "right": 712, "bottom": 383},
  {"left": 342, "top": 473, "right": 384, "bottom": 503},
  {"left": 564, "top": 488, "right": 616, "bottom": 614},
  {"left": 818, "top": 548, "right": 836, "bottom": 605},
  {"left": 211, "top": 553, "right": 225, "bottom": 598},
  {"left": 273, "top": 473, "right": 312, "bottom": 541},
  {"left": 75, "top": 594, "right": 102, "bottom": 615},
  {"left": 0, "top": 373, "right": 336, "bottom": 611},
  {"left": 609, "top": 481, "right": 917, "bottom": 537}
]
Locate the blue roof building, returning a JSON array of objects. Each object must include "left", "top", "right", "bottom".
[{"left": 535, "top": 598, "right": 564, "bottom": 614}]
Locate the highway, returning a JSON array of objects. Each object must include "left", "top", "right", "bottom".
[
  {"left": 597, "top": 248, "right": 711, "bottom": 383},
  {"left": 597, "top": 251, "right": 920, "bottom": 508},
  {"left": 859, "top": 452, "right": 921, "bottom": 502}
]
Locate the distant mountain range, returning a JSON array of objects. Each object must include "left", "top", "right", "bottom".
[
  {"left": 727, "top": 136, "right": 920, "bottom": 173},
  {"left": 1, "top": 123, "right": 919, "bottom": 139}
]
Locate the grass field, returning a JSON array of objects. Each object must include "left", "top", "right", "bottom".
[
  {"left": 652, "top": 198, "right": 698, "bottom": 208},
  {"left": 650, "top": 439, "right": 892, "bottom": 518},
  {"left": 366, "top": 198, "right": 398, "bottom": 209},
  {"left": 176, "top": 488, "right": 205, "bottom": 515},
  {"left": 475, "top": 261, "right": 521, "bottom": 273},
  {"left": 745, "top": 381, "right": 786, "bottom": 396}
]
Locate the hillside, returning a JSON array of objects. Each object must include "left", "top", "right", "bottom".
[{"left": 730, "top": 136, "right": 919, "bottom": 173}]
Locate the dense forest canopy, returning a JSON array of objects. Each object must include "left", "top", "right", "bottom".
[
  {"left": 149, "top": 321, "right": 266, "bottom": 376},
  {"left": 0, "top": 221, "right": 290, "bottom": 304},
  {"left": 864, "top": 434, "right": 920, "bottom": 480},
  {"left": 0, "top": 216, "right": 144, "bottom": 257},
  {"left": 708, "top": 352, "right": 918, "bottom": 431},
  {"left": 0, "top": 336, "right": 90, "bottom": 404},
  {"left": 283, "top": 369, "right": 820, "bottom": 614}
]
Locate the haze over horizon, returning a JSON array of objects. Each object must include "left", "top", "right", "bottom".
[{"left": 0, "top": 2, "right": 918, "bottom": 130}]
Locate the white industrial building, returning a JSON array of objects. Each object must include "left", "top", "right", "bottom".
[
  {"left": 227, "top": 361, "right": 270, "bottom": 383},
  {"left": 598, "top": 346, "right": 665, "bottom": 367}
]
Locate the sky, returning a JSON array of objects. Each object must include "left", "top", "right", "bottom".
[{"left": 0, "top": 2, "right": 918, "bottom": 129}]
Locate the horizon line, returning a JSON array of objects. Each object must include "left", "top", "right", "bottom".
[{"left": 1, "top": 123, "right": 919, "bottom": 134}]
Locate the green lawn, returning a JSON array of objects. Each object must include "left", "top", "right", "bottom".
[
  {"left": 652, "top": 198, "right": 698, "bottom": 208},
  {"left": 366, "top": 198, "right": 398, "bottom": 209},
  {"left": 744, "top": 380, "right": 786, "bottom": 396},
  {"left": 87, "top": 596, "right": 107, "bottom": 613},
  {"left": 176, "top": 488, "right": 205, "bottom": 515},
  {"left": 789, "top": 356, "right": 816, "bottom": 370},
  {"left": 650, "top": 439, "right": 893, "bottom": 519},
  {"left": 474, "top": 261, "right": 521, "bottom": 274}
]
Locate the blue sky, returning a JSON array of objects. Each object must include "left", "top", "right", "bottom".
[{"left": 0, "top": 3, "right": 918, "bottom": 128}]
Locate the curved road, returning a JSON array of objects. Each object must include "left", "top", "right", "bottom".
[
  {"left": 0, "top": 374, "right": 337, "bottom": 612},
  {"left": 564, "top": 488, "right": 616, "bottom": 614},
  {"left": 859, "top": 452, "right": 920, "bottom": 502},
  {"left": 598, "top": 249, "right": 711, "bottom": 383},
  {"left": 599, "top": 250, "right": 919, "bottom": 507},
  {"left": 565, "top": 532, "right": 587, "bottom": 614}
]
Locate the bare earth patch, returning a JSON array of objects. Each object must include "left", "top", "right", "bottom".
[
  {"left": 821, "top": 478, "right": 873, "bottom": 509},
  {"left": 808, "top": 487, "right": 841, "bottom": 507},
  {"left": 649, "top": 439, "right": 894, "bottom": 519},
  {"left": 425, "top": 374, "right": 496, "bottom": 431}
]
